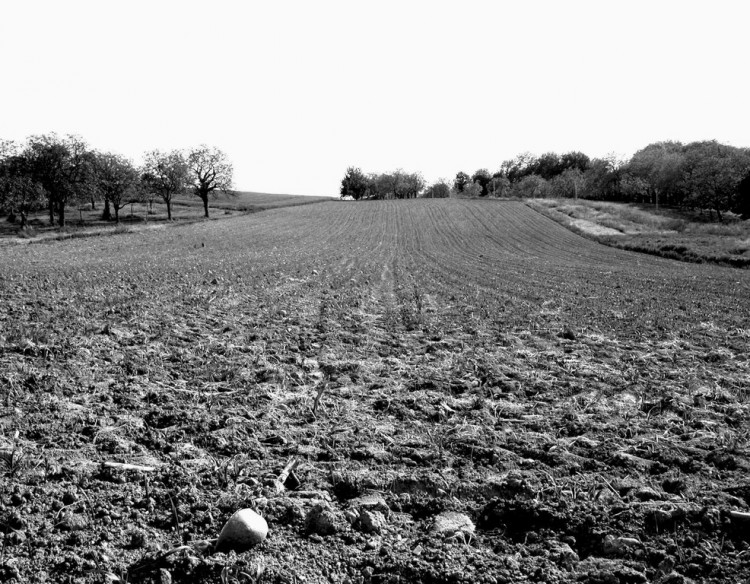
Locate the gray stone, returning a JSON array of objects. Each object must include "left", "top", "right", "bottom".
[
  {"left": 350, "top": 494, "right": 390, "bottom": 517},
  {"left": 216, "top": 509, "right": 268, "bottom": 551},
  {"left": 634, "top": 486, "right": 662, "bottom": 501},
  {"left": 431, "top": 511, "right": 475, "bottom": 539},
  {"left": 602, "top": 534, "right": 641, "bottom": 556},
  {"left": 657, "top": 571, "right": 694, "bottom": 584},
  {"left": 359, "top": 509, "right": 387, "bottom": 534}
]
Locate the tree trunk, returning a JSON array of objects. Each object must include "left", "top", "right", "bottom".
[
  {"left": 91, "top": 196, "right": 96, "bottom": 210},
  {"left": 48, "top": 198, "right": 55, "bottom": 225},
  {"left": 58, "top": 201, "right": 65, "bottom": 227},
  {"left": 102, "top": 198, "right": 112, "bottom": 221},
  {"left": 202, "top": 196, "right": 209, "bottom": 218},
  {"left": 114, "top": 206, "right": 119, "bottom": 223},
  {"left": 167, "top": 200, "right": 172, "bottom": 221}
]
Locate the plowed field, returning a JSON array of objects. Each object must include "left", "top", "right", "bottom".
[{"left": 1, "top": 199, "right": 749, "bottom": 583}]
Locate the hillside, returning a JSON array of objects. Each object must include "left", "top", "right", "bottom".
[
  {"left": 0, "top": 191, "right": 332, "bottom": 244},
  {"left": 528, "top": 198, "right": 750, "bottom": 268},
  {"left": 1, "top": 199, "right": 749, "bottom": 583},
  {"left": 171, "top": 191, "right": 333, "bottom": 212}
]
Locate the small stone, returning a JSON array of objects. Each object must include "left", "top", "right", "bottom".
[
  {"left": 634, "top": 486, "right": 662, "bottom": 501},
  {"left": 350, "top": 494, "right": 390, "bottom": 517},
  {"left": 159, "top": 568, "right": 173, "bottom": 584},
  {"left": 602, "top": 534, "right": 636, "bottom": 557},
  {"left": 216, "top": 509, "right": 268, "bottom": 552},
  {"left": 359, "top": 509, "right": 387, "bottom": 534},
  {"left": 431, "top": 511, "right": 475, "bottom": 539},
  {"left": 658, "top": 571, "right": 694, "bottom": 584},
  {"left": 343, "top": 509, "right": 359, "bottom": 524}
]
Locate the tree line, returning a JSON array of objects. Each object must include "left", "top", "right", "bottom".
[
  {"left": 342, "top": 140, "right": 750, "bottom": 220},
  {"left": 339, "top": 168, "right": 426, "bottom": 200},
  {"left": 0, "top": 134, "right": 234, "bottom": 228}
]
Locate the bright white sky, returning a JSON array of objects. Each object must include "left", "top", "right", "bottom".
[{"left": 1, "top": 0, "right": 747, "bottom": 196}]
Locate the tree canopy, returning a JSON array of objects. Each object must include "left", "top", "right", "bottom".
[
  {"left": 340, "top": 167, "right": 369, "bottom": 200},
  {"left": 92, "top": 153, "right": 142, "bottom": 223},
  {"left": 142, "top": 149, "right": 189, "bottom": 220},
  {"left": 0, "top": 134, "right": 237, "bottom": 228},
  {"left": 340, "top": 169, "right": 425, "bottom": 200},
  {"left": 187, "top": 145, "right": 234, "bottom": 218},
  {"left": 24, "top": 134, "right": 95, "bottom": 226}
]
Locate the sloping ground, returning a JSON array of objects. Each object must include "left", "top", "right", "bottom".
[
  {"left": 0, "top": 191, "right": 331, "bottom": 245},
  {"left": 1, "top": 199, "right": 749, "bottom": 583},
  {"left": 172, "top": 191, "right": 333, "bottom": 212},
  {"left": 528, "top": 198, "right": 750, "bottom": 268}
]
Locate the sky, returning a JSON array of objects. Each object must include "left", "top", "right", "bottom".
[{"left": 1, "top": 0, "right": 748, "bottom": 196}]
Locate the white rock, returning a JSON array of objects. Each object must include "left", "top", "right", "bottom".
[
  {"left": 602, "top": 534, "right": 642, "bottom": 557},
  {"left": 359, "top": 509, "right": 387, "bottom": 534},
  {"left": 431, "top": 512, "right": 475, "bottom": 539},
  {"left": 216, "top": 509, "right": 268, "bottom": 551},
  {"left": 351, "top": 494, "right": 390, "bottom": 516}
]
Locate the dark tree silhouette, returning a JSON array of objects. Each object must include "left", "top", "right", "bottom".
[
  {"left": 142, "top": 149, "right": 188, "bottom": 220},
  {"left": 187, "top": 146, "right": 233, "bottom": 218}
]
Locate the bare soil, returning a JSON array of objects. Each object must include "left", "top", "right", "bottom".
[{"left": 1, "top": 199, "right": 749, "bottom": 583}]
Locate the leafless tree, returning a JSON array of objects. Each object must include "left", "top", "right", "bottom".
[{"left": 187, "top": 146, "right": 233, "bottom": 218}]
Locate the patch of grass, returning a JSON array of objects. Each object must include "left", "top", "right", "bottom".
[
  {"left": 0, "top": 192, "right": 332, "bottom": 245},
  {"left": 528, "top": 198, "right": 750, "bottom": 268}
]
